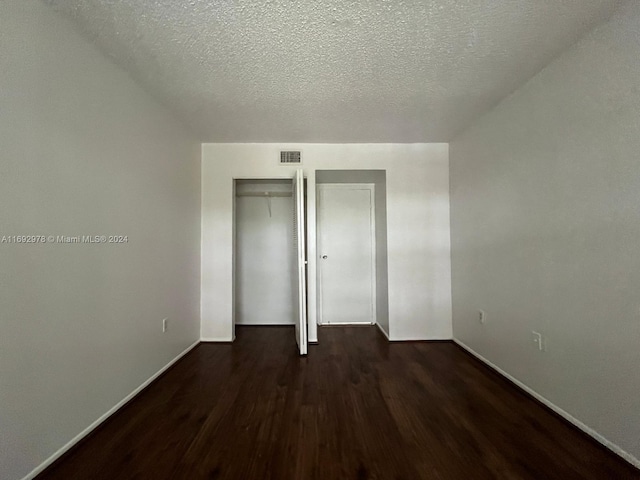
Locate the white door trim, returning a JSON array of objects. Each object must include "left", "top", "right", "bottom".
[{"left": 317, "top": 183, "right": 376, "bottom": 326}]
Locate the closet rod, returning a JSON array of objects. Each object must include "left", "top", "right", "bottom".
[{"left": 236, "top": 192, "right": 292, "bottom": 197}]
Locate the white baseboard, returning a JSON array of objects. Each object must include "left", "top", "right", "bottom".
[
  {"left": 235, "top": 322, "right": 295, "bottom": 326},
  {"left": 200, "top": 336, "right": 234, "bottom": 342},
  {"left": 376, "top": 322, "right": 390, "bottom": 340},
  {"left": 22, "top": 340, "right": 200, "bottom": 480},
  {"left": 319, "top": 322, "right": 374, "bottom": 326},
  {"left": 453, "top": 338, "right": 640, "bottom": 469},
  {"left": 389, "top": 335, "right": 452, "bottom": 341}
]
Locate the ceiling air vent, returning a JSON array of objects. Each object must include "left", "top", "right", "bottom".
[{"left": 280, "top": 150, "right": 302, "bottom": 165}]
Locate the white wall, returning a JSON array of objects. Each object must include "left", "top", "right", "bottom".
[
  {"left": 235, "top": 180, "right": 294, "bottom": 325},
  {"left": 202, "top": 144, "right": 451, "bottom": 342},
  {"left": 450, "top": 1, "right": 640, "bottom": 466},
  {"left": 0, "top": 3, "right": 201, "bottom": 479}
]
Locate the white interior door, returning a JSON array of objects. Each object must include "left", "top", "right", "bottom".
[
  {"left": 318, "top": 184, "right": 376, "bottom": 325},
  {"left": 293, "top": 169, "right": 308, "bottom": 355}
]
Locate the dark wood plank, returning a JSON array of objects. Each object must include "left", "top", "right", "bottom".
[{"left": 37, "top": 326, "right": 640, "bottom": 480}]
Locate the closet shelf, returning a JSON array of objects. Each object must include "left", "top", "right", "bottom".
[{"left": 236, "top": 192, "right": 292, "bottom": 197}]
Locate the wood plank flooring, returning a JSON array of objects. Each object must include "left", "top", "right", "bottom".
[{"left": 38, "top": 326, "right": 640, "bottom": 480}]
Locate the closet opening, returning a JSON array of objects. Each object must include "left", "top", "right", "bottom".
[{"left": 232, "top": 175, "right": 308, "bottom": 354}]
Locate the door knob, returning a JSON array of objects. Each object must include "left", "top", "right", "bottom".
[{"left": 321, "top": 255, "right": 328, "bottom": 259}]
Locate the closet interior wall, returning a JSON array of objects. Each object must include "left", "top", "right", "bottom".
[{"left": 234, "top": 179, "right": 295, "bottom": 326}]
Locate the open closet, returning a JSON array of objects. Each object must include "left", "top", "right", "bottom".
[{"left": 233, "top": 171, "right": 307, "bottom": 354}]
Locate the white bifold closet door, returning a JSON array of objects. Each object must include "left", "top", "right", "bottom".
[{"left": 292, "top": 169, "right": 308, "bottom": 355}]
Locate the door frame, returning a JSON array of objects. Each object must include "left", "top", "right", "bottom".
[
  {"left": 231, "top": 175, "right": 308, "bottom": 353},
  {"left": 317, "top": 183, "right": 376, "bottom": 326}
]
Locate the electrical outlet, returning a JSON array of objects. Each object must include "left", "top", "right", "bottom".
[
  {"left": 531, "top": 331, "right": 544, "bottom": 351},
  {"left": 162, "top": 318, "right": 168, "bottom": 333},
  {"left": 478, "top": 310, "right": 486, "bottom": 325}
]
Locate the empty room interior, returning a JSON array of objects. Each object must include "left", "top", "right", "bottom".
[{"left": 2, "top": 1, "right": 640, "bottom": 479}]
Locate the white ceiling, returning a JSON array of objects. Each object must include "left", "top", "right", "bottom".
[{"left": 46, "top": 0, "right": 622, "bottom": 143}]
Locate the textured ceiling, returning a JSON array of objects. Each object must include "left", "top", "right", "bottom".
[{"left": 45, "top": 0, "right": 622, "bottom": 142}]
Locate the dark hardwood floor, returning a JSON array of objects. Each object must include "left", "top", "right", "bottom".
[{"left": 38, "top": 326, "right": 639, "bottom": 480}]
